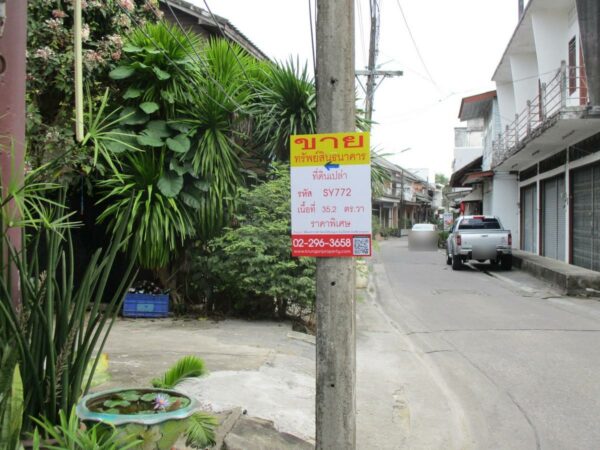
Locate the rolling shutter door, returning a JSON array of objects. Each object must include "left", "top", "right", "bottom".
[
  {"left": 572, "top": 164, "right": 600, "bottom": 271},
  {"left": 542, "top": 175, "right": 566, "bottom": 261},
  {"left": 521, "top": 184, "right": 537, "bottom": 253},
  {"left": 595, "top": 164, "right": 600, "bottom": 272}
]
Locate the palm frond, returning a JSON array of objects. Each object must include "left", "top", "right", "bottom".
[
  {"left": 185, "top": 412, "right": 217, "bottom": 448},
  {"left": 151, "top": 355, "right": 207, "bottom": 389}
]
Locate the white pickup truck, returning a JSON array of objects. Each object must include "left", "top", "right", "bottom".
[{"left": 446, "top": 215, "right": 513, "bottom": 271}]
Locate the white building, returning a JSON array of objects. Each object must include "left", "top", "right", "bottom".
[
  {"left": 450, "top": 90, "right": 520, "bottom": 240},
  {"left": 488, "top": 0, "right": 600, "bottom": 271}
]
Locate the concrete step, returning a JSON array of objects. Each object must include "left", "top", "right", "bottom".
[
  {"left": 222, "top": 416, "right": 314, "bottom": 450},
  {"left": 512, "top": 250, "right": 600, "bottom": 296}
]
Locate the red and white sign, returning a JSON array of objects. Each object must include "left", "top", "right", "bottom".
[{"left": 290, "top": 132, "right": 372, "bottom": 257}]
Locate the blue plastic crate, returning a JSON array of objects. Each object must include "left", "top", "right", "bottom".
[{"left": 122, "top": 293, "right": 169, "bottom": 318}]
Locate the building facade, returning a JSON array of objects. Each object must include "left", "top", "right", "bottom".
[
  {"left": 373, "top": 158, "right": 434, "bottom": 231},
  {"left": 489, "top": 0, "right": 600, "bottom": 271}
]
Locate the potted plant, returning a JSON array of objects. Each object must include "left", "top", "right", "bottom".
[{"left": 76, "top": 388, "right": 201, "bottom": 450}]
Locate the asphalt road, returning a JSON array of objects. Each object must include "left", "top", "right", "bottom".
[{"left": 373, "top": 238, "right": 600, "bottom": 450}]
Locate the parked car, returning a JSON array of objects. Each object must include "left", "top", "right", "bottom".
[
  {"left": 446, "top": 215, "right": 512, "bottom": 270},
  {"left": 409, "top": 223, "right": 438, "bottom": 250}
]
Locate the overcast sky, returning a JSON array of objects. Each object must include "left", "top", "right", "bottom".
[{"left": 191, "top": 0, "right": 525, "bottom": 179}]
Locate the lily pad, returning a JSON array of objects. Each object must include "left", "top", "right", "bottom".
[
  {"left": 118, "top": 391, "right": 141, "bottom": 402},
  {"left": 103, "top": 400, "right": 131, "bottom": 408},
  {"left": 141, "top": 393, "right": 158, "bottom": 402}
]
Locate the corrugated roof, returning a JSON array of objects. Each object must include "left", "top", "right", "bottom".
[
  {"left": 160, "top": 0, "right": 270, "bottom": 61},
  {"left": 458, "top": 90, "right": 497, "bottom": 121}
]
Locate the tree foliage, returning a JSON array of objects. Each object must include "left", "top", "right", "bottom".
[
  {"left": 200, "top": 165, "right": 316, "bottom": 317},
  {"left": 435, "top": 173, "right": 449, "bottom": 186}
]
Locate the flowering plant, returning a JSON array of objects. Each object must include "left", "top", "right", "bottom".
[{"left": 26, "top": 0, "right": 158, "bottom": 180}]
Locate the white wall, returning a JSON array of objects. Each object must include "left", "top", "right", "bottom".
[
  {"left": 482, "top": 99, "right": 501, "bottom": 171},
  {"left": 453, "top": 146, "right": 483, "bottom": 172},
  {"left": 510, "top": 53, "right": 540, "bottom": 114},
  {"left": 483, "top": 179, "right": 493, "bottom": 216},
  {"left": 532, "top": 9, "right": 569, "bottom": 86},
  {"left": 496, "top": 82, "right": 516, "bottom": 130},
  {"left": 492, "top": 172, "right": 519, "bottom": 247}
]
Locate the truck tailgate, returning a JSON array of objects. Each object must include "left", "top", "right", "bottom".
[{"left": 461, "top": 232, "right": 508, "bottom": 260}]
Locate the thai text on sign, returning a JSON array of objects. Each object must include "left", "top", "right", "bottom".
[{"left": 290, "top": 132, "right": 372, "bottom": 257}]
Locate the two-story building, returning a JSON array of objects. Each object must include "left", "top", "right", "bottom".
[
  {"left": 449, "top": 90, "right": 521, "bottom": 237},
  {"left": 488, "top": 0, "right": 600, "bottom": 272},
  {"left": 373, "top": 158, "right": 433, "bottom": 231}
]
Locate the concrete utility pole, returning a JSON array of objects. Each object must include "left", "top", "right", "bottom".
[
  {"left": 0, "top": 0, "right": 26, "bottom": 311},
  {"left": 518, "top": 0, "right": 524, "bottom": 20},
  {"left": 315, "top": 1, "right": 356, "bottom": 449},
  {"left": 357, "top": 0, "right": 402, "bottom": 124},
  {"left": 364, "top": 0, "right": 379, "bottom": 123}
]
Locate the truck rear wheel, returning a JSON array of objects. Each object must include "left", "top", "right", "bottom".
[
  {"left": 501, "top": 255, "right": 513, "bottom": 271},
  {"left": 452, "top": 254, "right": 462, "bottom": 271},
  {"left": 446, "top": 252, "right": 452, "bottom": 265}
]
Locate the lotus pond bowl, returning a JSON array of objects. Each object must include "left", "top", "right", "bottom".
[{"left": 76, "top": 388, "right": 199, "bottom": 450}]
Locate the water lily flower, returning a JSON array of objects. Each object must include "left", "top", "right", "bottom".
[{"left": 153, "top": 394, "right": 171, "bottom": 411}]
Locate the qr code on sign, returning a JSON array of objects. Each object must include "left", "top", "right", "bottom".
[{"left": 353, "top": 236, "right": 371, "bottom": 256}]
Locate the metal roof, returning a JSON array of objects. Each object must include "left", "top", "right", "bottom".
[
  {"left": 449, "top": 156, "right": 483, "bottom": 188},
  {"left": 160, "top": 0, "right": 270, "bottom": 61},
  {"left": 458, "top": 91, "right": 496, "bottom": 121}
]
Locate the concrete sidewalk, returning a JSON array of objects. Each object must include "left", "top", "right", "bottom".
[
  {"left": 100, "top": 318, "right": 316, "bottom": 448},
  {"left": 512, "top": 249, "right": 600, "bottom": 296}
]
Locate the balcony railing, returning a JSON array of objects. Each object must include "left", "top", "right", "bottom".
[{"left": 492, "top": 61, "right": 589, "bottom": 167}]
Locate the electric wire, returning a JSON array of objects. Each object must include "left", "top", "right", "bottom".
[
  {"left": 160, "top": 0, "right": 250, "bottom": 112},
  {"left": 308, "top": 0, "right": 316, "bottom": 73},
  {"left": 356, "top": 0, "right": 367, "bottom": 65},
  {"left": 395, "top": 0, "right": 441, "bottom": 94},
  {"left": 201, "top": 0, "right": 252, "bottom": 85}
]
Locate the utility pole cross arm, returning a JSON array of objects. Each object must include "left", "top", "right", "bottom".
[{"left": 355, "top": 69, "right": 404, "bottom": 77}]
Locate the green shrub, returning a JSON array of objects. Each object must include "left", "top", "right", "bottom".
[
  {"left": 438, "top": 230, "right": 450, "bottom": 248},
  {"left": 199, "top": 165, "right": 315, "bottom": 318}
]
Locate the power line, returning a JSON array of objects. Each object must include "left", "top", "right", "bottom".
[
  {"left": 308, "top": 0, "right": 316, "bottom": 73},
  {"left": 161, "top": 0, "right": 249, "bottom": 111},
  {"left": 201, "top": 0, "right": 252, "bottom": 85},
  {"left": 356, "top": 0, "right": 367, "bottom": 65},
  {"left": 395, "top": 0, "right": 441, "bottom": 95}
]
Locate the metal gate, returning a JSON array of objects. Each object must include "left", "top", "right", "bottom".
[
  {"left": 521, "top": 184, "right": 537, "bottom": 253},
  {"left": 572, "top": 163, "right": 600, "bottom": 271},
  {"left": 542, "top": 175, "right": 566, "bottom": 261}
]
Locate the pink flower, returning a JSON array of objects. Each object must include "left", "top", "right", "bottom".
[
  {"left": 107, "top": 34, "right": 123, "bottom": 48},
  {"left": 153, "top": 394, "right": 171, "bottom": 411},
  {"left": 118, "top": 0, "right": 135, "bottom": 12},
  {"left": 82, "top": 24, "right": 90, "bottom": 41},
  {"left": 115, "top": 14, "right": 131, "bottom": 28},
  {"left": 111, "top": 51, "right": 122, "bottom": 61},
  {"left": 70, "top": 0, "right": 88, "bottom": 8},
  {"left": 34, "top": 47, "right": 55, "bottom": 60},
  {"left": 45, "top": 18, "right": 62, "bottom": 30},
  {"left": 84, "top": 50, "right": 104, "bottom": 64},
  {"left": 52, "top": 9, "right": 67, "bottom": 18}
]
